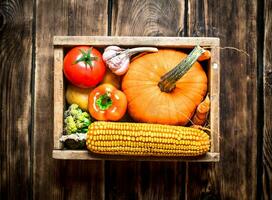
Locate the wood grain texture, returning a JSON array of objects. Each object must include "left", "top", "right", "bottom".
[
  {"left": 53, "top": 36, "right": 219, "bottom": 46},
  {"left": 0, "top": 0, "right": 269, "bottom": 199},
  {"left": 187, "top": 0, "right": 258, "bottom": 199},
  {"left": 263, "top": 0, "right": 272, "bottom": 199},
  {"left": 106, "top": 0, "right": 186, "bottom": 199},
  {"left": 52, "top": 150, "right": 220, "bottom": 162},
  {"left": 53, "top": 48, "right": 64, "bottom": 149},
  {"left": 209, "top": 45, "right": 220, "bottom": 153},
  {"left": 34, "top": 1, "right": 68, "bottom": 198},
  {"left": 0, "top": 0, "right": 33, "bottom": 199},
  {"left": 34, "top": 0, "right": 108, "bottom": 199},
  {"left": 111, "top": 0, "right": 185, "bottom": 36},
  {"left": 106, "top": 161, "right": 186, "bottom": 200}
]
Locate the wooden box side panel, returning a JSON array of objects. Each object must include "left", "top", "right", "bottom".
[
  {"left": 53, "top": 48, "right": 64, "bottom": 149},
  {"left": 52, "top": 150, "right": 220, "bottom": 162},
  {"left": 53, "top": 36, "right": 220, "bottom": 47},
  {"left": 209, "top": 44, "right": 220, "bottom": 153}
]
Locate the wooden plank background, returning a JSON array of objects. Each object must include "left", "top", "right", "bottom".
[{"left": 0, "top": 0, "right": 271, "bottom": 199}]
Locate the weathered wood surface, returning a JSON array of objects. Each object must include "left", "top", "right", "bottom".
[
  {"left": 0, "top": 0, "right": 271, "bottom": 199},
  {"left": 187, "top": 0, "right": 259, "bottom": 199},
  {"left": 53, "top": 48, "right": 64, "bottom": 150},
  {"left": 53, "top": 36, "right": 219, "bottom": 46},
  {"left": 0, "top": 0, "right": 33, "bottom": 199},
  {"left": 34, "top": 0, "right": 108, "bottom": 199},
  {"left": 111, "top": 0, "right": 185, "bottom": 37},
  {"left": 263, "top": 0, "right": 272, "bottom": 199},
  {"left": 52, "top": 150, "right": 220, "bottom": 162}
]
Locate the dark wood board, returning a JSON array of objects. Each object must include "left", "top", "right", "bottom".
[
  {"left": 105, "top": 161, "right": 186, "bottom": 200},
  {"left": 105, "top": 0, "right": 186, "bottom": 199},
  {"left": 111, "top": 0, "right": 185, "bottom": 37},
  {"left": 187, "top": 0, "right": 258, "bottom": 199},
  {"left": 0, "top": 0, "right": 271, "bottom": 199},
  {"left": 0, "top": 0, "right": 33, "bottom": 199},
  {"left": 34, "top": 0, "right": 108, "bottom": 199},
  {"left": 263, "top": 0, "right": 272, "bottom": 199}
]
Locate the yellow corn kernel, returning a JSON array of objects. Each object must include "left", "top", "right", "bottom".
[{"left": 86, "top": 121, "right": 210, "bottom": 157}]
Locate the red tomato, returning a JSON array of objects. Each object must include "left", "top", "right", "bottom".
[{"left": 64, "top": 46, "right": 106, "bottom": 88}]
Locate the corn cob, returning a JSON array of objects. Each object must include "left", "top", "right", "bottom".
[{"left": 86, "top": 121, "right": 210, "bottom": 157}]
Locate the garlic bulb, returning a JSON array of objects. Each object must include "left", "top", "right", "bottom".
[
  {"left": 103, "top": 46, "right": 158, "bottom": 75},
  {"left": 102, "top": 46, "right": 124, "bottom": 61}
]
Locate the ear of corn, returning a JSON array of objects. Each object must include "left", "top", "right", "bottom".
[{"left": 86, "top": 121, "right": 210, "bottom": 157}]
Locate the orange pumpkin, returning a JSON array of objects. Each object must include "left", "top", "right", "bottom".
[{"left": 122, "top": 47, "right": 207, "bottom": 125}]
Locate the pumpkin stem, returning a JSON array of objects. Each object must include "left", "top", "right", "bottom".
[{"left": 158, "top": 45, "right": 205, "bottom": 93}]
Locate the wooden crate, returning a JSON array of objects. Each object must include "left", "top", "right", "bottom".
[{"left": 53, "top": 36, "right": 220, "bottom": 162}]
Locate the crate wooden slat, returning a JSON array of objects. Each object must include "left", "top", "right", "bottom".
[
  {"left": 52, "top": 150, "right": 219, "bottom": 162},
  {"left": 53, "top": 47, "right": 64, "bottom": 150},
  {"left": 53, "top": 36, "right": 219, "bottom": 47},
  {"left": 53, "top": 36, "right": 220, "bottom": 161},
  {"left": 209, "top": 44, "right": 220, "bottom": 153}
]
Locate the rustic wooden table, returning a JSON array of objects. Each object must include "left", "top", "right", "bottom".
[{"left": 0, "top": 0, "right": 271, "bottom": 199}]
